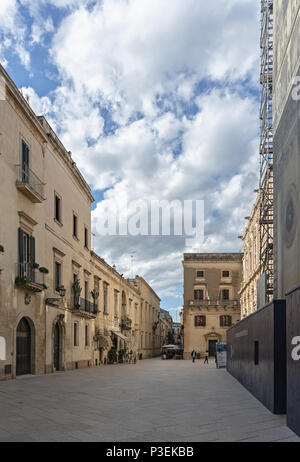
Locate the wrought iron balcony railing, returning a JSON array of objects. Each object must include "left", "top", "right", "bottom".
[
  {"left": 189, "top": 299, "right": 239, "bottom": 307},
  {"left": 72, "top": 298, "right": 98, "bottom": 316},
  {"left": 15, "top": 262, "right": 45, "bottom": 292},
  {"left": 16, "top": 165, "right": 45, "bottom": 203}
]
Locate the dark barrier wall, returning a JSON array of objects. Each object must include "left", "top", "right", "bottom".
[
  {"left": 286, "top": 285, "right": 300, "bottom": 436},
  {"left": 227, "top": 300, "right": 286, "bottom": 414}
]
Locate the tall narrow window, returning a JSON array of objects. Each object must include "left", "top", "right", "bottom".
[
  {"left": 84, "top": 280, "right": 88, "bottom": 301},
  {"left": 21, "top": 140, "right": 30, "bottom": 182},
  {"left": 114, "top": 291, "right": 118, "bottom": 316},
  {"left": 18, "top": 228, "right": 35, "bottom": 279},
  {"left": 85, "top": 325, "right": 89, "bottom": 346},
  {"left": 55, "top": 194, "right": 61, "bottom": 223},
  {"left": 222, "top": 289, "right": 230, "bottom": 300},
  {"left": 74, "top": 323, "right": 79, "bottom": 346},
  {"left": 73, "top": 214, "right": 78, "bottom": 238},
  {"left": 103, "top": 285, "right": 108, "bottom": 314},
  {"left": 55, "top": 262, "right": 61, "bottom": 291},
  {"left": 84, "top": 227, "right": 88, "bottom": 249},
  {"left": 194, "top": 289, "right": 204, "bottom": 300}
]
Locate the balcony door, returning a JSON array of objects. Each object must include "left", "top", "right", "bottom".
[
  {"left": 21, "top": 140, "right": 30, "bottom": 183},
  {"left": 18, "top": 228, "right": 35, "bottom": 280}
]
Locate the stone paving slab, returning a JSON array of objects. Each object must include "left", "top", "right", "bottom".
[{"left": 0, "top": 358, "right": 299, "bottom": 442}]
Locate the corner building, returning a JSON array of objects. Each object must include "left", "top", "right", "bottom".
[
  {"left": 0, "top": 64, "right": 160, "bottom": 380},
  {"left": 182, "top": 253, "right": 242, "bottom": 359}
]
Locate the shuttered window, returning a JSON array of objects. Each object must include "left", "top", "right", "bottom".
[
  {"left": 195, "top": 316, "right": 206, "bottom": 327},
  {"left": 21, "top": 140, "right": 30, "bottom": 182}
]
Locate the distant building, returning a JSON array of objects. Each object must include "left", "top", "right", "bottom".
[
  {"left": 240, "top": 192, "right": 262, "bottom": 318},
  {"left": 172, "top": 322, "right": 183, "bottom": 347},
  {"left": 182, "top": 253, "right": 243, "bottom": 359},
  {"left": 159, "top": 309, "right": 173, "bottom": 345}
]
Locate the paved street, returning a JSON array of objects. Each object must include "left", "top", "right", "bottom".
[{"left": 0, "top": 358, "right": 299, "bottom": 442}]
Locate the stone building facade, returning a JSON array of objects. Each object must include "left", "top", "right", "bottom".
[
  {"left": 0, "top": 64, "right": 161, "bottom": 380},
  {"left": 182, "top": 253, "right": 242, "bottom": 359},
  {"left": 239, "top": 192, "right": 262, "bottom": 318}
]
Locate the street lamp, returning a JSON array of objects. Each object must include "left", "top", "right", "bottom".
[{"left": 59, "top": 285, "right": 66, "bottom": 298}]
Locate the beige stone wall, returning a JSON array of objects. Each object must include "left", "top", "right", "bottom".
[
  {"left": 0, "top": 64, "right": 160, "bottom": 380},
  {"left": 182, "top": 254, "right": 242, "bottom": 359},
  {"left": 240, "top": 193, "right": 261, "bottom": 318}
]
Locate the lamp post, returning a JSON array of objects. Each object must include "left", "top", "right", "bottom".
[{"left": 59, "top": 285, "right": 66, "bottom": 298}]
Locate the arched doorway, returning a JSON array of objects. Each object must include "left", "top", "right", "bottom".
[
  {"left": 53, "top": 323, "right": 61, "bottom": 371},
  {"left": 16, "top": 318, "right": 32, "bottom": 376}
]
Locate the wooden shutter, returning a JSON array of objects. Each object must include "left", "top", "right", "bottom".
[
  {"left": 18, "top": 228, "right": 24, "bottom": 263},
  {"left": 29, "top": 236, "right": 35, "bottom": 264}
]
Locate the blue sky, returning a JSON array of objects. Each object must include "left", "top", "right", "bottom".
[{"left": 0, "top": 0, "right": 261, "bottom": 319}]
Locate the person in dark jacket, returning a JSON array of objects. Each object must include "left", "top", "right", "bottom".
[
  {"left": 204, "top": 350, "right": 209, "bottom": 364},
  {"left": 191, "top": 350, "right": 197, "bottom": 363}
]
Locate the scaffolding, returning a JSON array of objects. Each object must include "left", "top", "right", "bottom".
[{"left": 259, "top": 0, "right": 274, "bottom": 302}]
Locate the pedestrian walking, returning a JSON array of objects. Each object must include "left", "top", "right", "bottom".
[
  {"left": 191, "top": 350, "right": 197, "bottom": 363},
  {"left": 204, "top": 350, "right": 209, "bottom": 364}
]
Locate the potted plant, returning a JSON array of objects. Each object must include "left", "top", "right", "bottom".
[
  {"left": 32, "top": 262, "right": 40, "bottom": 269},
  {"left": 15, "top": 276, "right": 31, "bottom": 287},
  {"left": 118, "top": 349, "right": 126, "bottom": 363},
  {"left": 91, "top": 289, "right": 99, "bottom": 313},
  {"left": 0, "top": 245, "right": 4, "bottom": 253},
  {"left": 39, "top": 267, "right": 49, "bottom": 274},
  {"left": 107, "top": 347, "right": 117, "bottom": 364},
  {"left": 72, "top": 279, "right": 82, "bottom": 308}
]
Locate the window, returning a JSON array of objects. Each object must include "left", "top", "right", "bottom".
[
  {"left": 135, "top": 304, "right": 137, "bottom": 323},
  {"left": 18, "top": 228, "right": 35, "bottom": 277},
  {"left": 73, "top": 214, "right": 78, "bottom": 238},
  {"left": 195, "top": 316, "right": 206, "bottom": 327},
  {"left": 222, "top": 271, "right": 230, "bottom": 278},
  {"left": 197, "top": 270, "right": 204, "bottom": 278},
  {"left": 55, "top": 194, "right": 62, "bottom": 223},
  {"left": 84, "top": 280, "right": 88, "bottom": 300},
  {"left": 114, "top": 291, "right": 118, "bottom": 316},
  {"left": 21, "top": 140, "right": 30, "bottom": 182},
  {"left": 222, "top": 289, "right": 230, "bottom": 300},
  {"left": 129, "top": 299, "right": 132, "bottom": 318},
  {"left": 55, "top": 262, "right": 61, "bottom": 291},
  {"left": 254, "top": 341, "right": 259, "bottom": 365},
  {"left": 103, "top": 285, "right": 108, "bottom": 314},
  {"left": 85, "top": 325, "right": 89, "bottom": 346},
  {"left": 74, "top": 323, "right": 79, "bottom": 346},
  {"left": 84, "top": 227, "right": 88, "bottom": 249},
  {"left": 194, "top": 289, "right": 204, "bottom": 300},
  {"left": 220, "top": 315, "right": 232, "bottom": 327}
]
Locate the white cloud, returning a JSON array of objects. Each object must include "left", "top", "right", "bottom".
[
  {"left": 51, "top": 0, "right": 260, "bottom": 123},
  {"left": 1, "top": 0, "right": 261, "bottom": 306}
]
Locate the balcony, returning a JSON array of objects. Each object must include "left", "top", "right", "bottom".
[
  {"left": 15, "top": 263, "right": 45, "bottom": 292},
  {"left": 120, "top": 316, "right": 132, "bottom": 331},
  {"left": 16, "top": 165, "right": 45, "bottom": 203},
  {"left": 189, "top": 299, "right": 239, "bottom": 308},
  {"left": 72, "top": 298, "right": 98, "bottom": 318}
]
